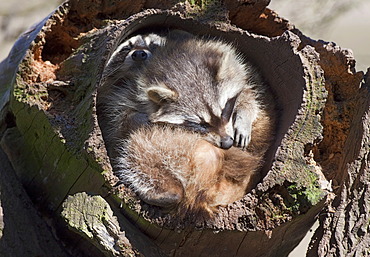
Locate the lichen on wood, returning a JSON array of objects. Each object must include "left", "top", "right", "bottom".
[{"left": 61, "top": 192, "right": 137, "bottom": 257}]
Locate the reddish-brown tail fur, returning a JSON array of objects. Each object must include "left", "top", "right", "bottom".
[{"left": 121, "top": 117, "right": 274, "bottom": 217}]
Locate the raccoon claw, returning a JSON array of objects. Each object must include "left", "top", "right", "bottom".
[
  {"left": 233, "top": 112, "right": 254, "bottom": 150},
  {"left": 234, "top": 129, "right": 251, "bottom": 150},
  {"left": 233, "top": 118, "right": 252, "bottom": 150}
]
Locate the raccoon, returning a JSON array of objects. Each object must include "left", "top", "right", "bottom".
[{"left": 97, "top": 30, "right": 275, "bottom": 215}]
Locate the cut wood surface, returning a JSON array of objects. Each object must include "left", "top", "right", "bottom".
[{"left": 0, "top": 0, "right": 368, "bottom": 256}]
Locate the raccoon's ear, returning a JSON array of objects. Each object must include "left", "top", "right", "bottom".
[{"left": 147, "top": 86, "right": 178, "bottom": 104}]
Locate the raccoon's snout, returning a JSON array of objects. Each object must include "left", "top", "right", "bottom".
[
  {"left": 132, "top": 50, "right": 149, "bottom": 61},
  {"left": 220, "top": 136, "right": 234, "bottom": 149}
]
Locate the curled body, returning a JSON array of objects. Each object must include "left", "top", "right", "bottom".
[
  {"left": 117, "top": 109, "right": 273, "bottom": 216},
  {"left": 97, "top": 30, "right": 276, "bottom": 215}
]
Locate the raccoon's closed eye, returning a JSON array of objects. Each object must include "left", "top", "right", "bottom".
[{"left": 183, "top": 121, "right": 210, "bottom": 134}]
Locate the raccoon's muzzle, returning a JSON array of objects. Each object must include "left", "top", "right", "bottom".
[{"left": 220, "top": 135, "right": 233, "bottom": 149}]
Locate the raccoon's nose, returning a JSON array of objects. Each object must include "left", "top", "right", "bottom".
[
  {"left": 220, "top": 136, "right": 233, "bottom": 149},
  {"left": 131, "top": 50, "right": 148, "bottom": 61}
]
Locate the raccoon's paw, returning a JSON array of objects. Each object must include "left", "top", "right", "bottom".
[{"left": 233, "top": 115, "right": 253, "bottom": 150}]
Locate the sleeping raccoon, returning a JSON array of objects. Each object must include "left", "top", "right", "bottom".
[
  {"left": 97, "top": 30, "right": 275, "bottom": 215},
  {"left": 98, "top": 30, "right": 263, "bottom": 152}
]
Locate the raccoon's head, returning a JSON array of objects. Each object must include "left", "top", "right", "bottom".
[
  {"left": 138, "top": 84, "right": 238, "bottom": 149},
  {"left": 135, "top": 32, "right": 249, "bottom": 149},
  {"left": 102, "top": 33, "right": 166, "bottom": 80}
]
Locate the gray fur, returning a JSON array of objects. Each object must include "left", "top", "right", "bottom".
[{"left": 98, "top": 30, "right": 263, "bottom": 153}]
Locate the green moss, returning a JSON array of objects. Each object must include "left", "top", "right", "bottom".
[
  {"left": 304, "top": 185, "right": 322, "bottom": 205},
  {"left": 13, "top": 75, "right": 49, "bottom": 106},
  {"left": 285, "top": 176, "right": 323, "bottom": 214},
  {"left": 184, "top": 0, "right": 226, "bottom": 22},
  {"left": 189, "top": 0, "right": 211, "bottom": 9}
]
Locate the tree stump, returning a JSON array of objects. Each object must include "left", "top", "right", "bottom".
[{"left": 0, "top": 0, "right": 368, "bottom": 256}]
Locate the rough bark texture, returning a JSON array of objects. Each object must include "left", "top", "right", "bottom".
[
  {"left": 307, "top": 70, "right": 370, "bottom": 257},
  {"left": 0, "top": 147, "right": 70, "bottom": 257},
  {"left": 0, "top": 0, "right": 368, "bottom": 256}
]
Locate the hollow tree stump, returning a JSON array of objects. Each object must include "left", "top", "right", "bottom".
[{"left": 0, "top": 0, "right": 368, "bottom": 256}]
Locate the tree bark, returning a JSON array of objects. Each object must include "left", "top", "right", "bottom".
[
  {"left": 0, "top": 147, "right": 71, "bottom": 256},
  {"left": 0, "top": 0, "right": 368, "bottom": 256}
]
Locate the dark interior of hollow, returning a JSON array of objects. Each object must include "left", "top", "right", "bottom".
[{"left": 99, "top": 15, "right": 305, "bottom": 203}]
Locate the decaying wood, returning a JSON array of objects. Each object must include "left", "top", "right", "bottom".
[
  {"left": 307, "top": 70, "right": 370, "bottom": 256},
  {"left": 0, "top": 0, "right": 368, "bottom": 256},
  {"left": 61, "top": 192, "right": 136, "bottom": 257}
]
